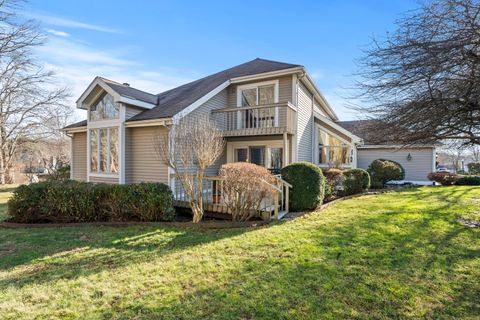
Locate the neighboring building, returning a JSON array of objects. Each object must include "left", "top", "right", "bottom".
[
  {"left": 338, "top": 120, "right": 436, "bottom": 184},
  {"left": 63, "top": 58, "right": 436, "bottom": 186}
]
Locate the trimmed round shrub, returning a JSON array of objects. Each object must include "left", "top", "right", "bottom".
[
  {"left": 343, "top": 168, "right": 370, "bottom": 195},
  {"left": 427, "top": 172, "right": 459, "bottom": 186},
  {"left": 7, "top": 181, "right": 175, "bottom": 223},
  {"left": 367, "top": 159, "right": 405, "bottom": 188},
  {"left": 281, "top": 162, "right": 325, "bottom": 211},
  {"left": 467, "top": 162, "right": 480, "bottom": 175},
  {"left": 322, "top": 168, "right": 344, "bottom": 200},
  {"left": 455, "top": 176, "right": 480, "bottom": 186}
]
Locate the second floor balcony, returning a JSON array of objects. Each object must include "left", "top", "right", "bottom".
[{"left": 212, "top": 102, "right": 297, "bottom": 137}]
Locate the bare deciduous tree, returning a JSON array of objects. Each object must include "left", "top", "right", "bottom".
[
  {"left": 0, "top": 0, "right": 71, "bottom": 183},
  {"left": 154, "top": 116, "right": 224, "bottom": 223},
  {"left": 354, "top": 0, "right": 480, "bottom": 146}
]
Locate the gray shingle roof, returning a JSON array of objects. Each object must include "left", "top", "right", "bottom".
[
  {"left": 337, "top": 120, "right": 386, "bottom": 145},
  {"left": 337, "top": 119, "right": 411, "bottom": 145},
  {"left": 102, "top": 79, "right": 158, "bottom": 105},
  {"left": 63, "top": 119, "right": 87, "bottom": 129},
  {"left": 64, "top": 58, "right": 302, "bottom": 129},
  {"left": 128, "top": 58, "right": 302, "bottom": 121}
]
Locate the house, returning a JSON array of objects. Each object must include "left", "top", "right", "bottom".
[
  {"left": 63, "top": 58, "right": 436, "bottom": 190},
  {"left": 338, "top": 120, "right": 437, "bottom": 184}
]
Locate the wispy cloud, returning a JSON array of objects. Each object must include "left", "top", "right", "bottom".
[
  {"left": 47, "top": 29, "right": 69, "bottom": 37},
  {"left": 36, "top": 36, "right": 195, "bottom": 120},
  {"left": 25, "top": 12, "right": 121, "bottom": 34}
]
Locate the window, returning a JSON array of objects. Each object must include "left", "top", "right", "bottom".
[
  {"left": 249, "top": 146, "right": 265, "bottom": 167},
  {"left": 241, "top": 85, "right": 275, "bottom": 107},
  {"left": 318, "top": 128, "right": 351, "bottom": 166},
  {"left": 89, "top": 93, "right": 119, "bottom": 121},
  {"left": 90, "top": 127, "right": 119, "bottom": 174},
  {"left": 235, "top": 148, "right": 248, "bottom": 162},
  {"left": 268, "top": 148, "right": 283, "bottom": 171},
  {"left": 238, "top": 82, "right": 277, "bottom": 129}
]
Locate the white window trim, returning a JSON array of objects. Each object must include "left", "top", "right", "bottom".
[
  {"left": 236, "top": 80, "right": 280, "bottom": 128},
  {"left": 227, "top": 140, "right": 285, "bottom": 169},
  {"left": 88, "top": 127, "right": 119, "bottom": 176},
  {"left": 88, "top": 94, "right": 121, "bottom": 123}
]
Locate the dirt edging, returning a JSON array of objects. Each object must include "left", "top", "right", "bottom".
[{"left": 0, "top": 219, "right": 271, "bottom": 230}]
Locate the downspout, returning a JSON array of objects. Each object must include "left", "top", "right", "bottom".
[
  {"left": 65, "top": 132, "right": 74, "bottom": 180},
  {"left": 311, "top": 93, "right": 315, "bottom": 164}
]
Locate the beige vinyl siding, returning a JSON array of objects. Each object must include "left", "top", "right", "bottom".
[
  {"left": 125, "top": 126, "right": 169, "bottom": 184},
  {"left": 89, "top": 175, "right": 119, "bottom": 184},
  {"left": 180, "top": 89, "right": 228, "bottom": 175},
  {"left": 357, "top": 147, "right": 435, "bottom": 181},
  {"left": 71, "top": 132, "right": 87, "bottom": 181},
  {"left": 125, "top": 104, "right": 146, "bottom": 120},
  {"left": 297, "top": 81, "right": 313, "bottom": 162},
  {"left": 226, "top": 75, "right": 293, "bottom": 107}
]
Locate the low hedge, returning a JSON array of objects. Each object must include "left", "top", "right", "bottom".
[
  {"left": 455, "top": 176, "right": 480, "bottom": 186},
  {"left": 281, "top": 162, "right": 325, "bottom": 211},
  {"left": 7, "top": 181, "right": 175, "bottom": 223},
  {"left": 427, "top": 172, "right": 459, "bottom": 185},
  {"left": 343, "top": 168, "right": 371, "bottom": 195},
  {"left": 467, "top": 162, "right": 480, "bottom": 175},
  {"left": 322, "top": 168, "right": 344, "bottom": 199}
]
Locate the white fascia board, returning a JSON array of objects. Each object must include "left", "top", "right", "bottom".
[
  {"left": 314, "top": 111, "right": 362, "bottom": 143},
  {"left": 76, "top": 77, "right": 121, "bottom": 109},
  {"left": 172, "top": 80, "right": 231, "bottom": 122},
  {"left": 302, "top": 72, "right": 338, "bottom": 121},
  {"left": 230, "top": 67, "right": 304, "bottom": 83},
  {"left": 124, "top": 118, "right": 173, "bottom": 127},
  {"left": 61, "top": 127, "right": 87, "bottom": 133},
  {"left": 118, "top": 96, "right": 156, "bottom": 109},
  {"left": 358, "top": 145, "right": 437, "bottom": 149}
]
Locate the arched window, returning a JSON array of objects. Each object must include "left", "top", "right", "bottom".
[{"left": 89, "top": 93, "right": 119, "bottom": 121}]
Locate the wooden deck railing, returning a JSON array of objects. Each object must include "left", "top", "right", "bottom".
[
  {"left": 170, "top": 174, "right": 291, "bottom": 220},
  {"left": 211, "top": 102, "right": 297, "bottom": 137}
]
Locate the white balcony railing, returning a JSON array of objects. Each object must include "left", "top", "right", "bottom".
[{"left": 211, "top": 102, "right": 297, "bottom": 136}]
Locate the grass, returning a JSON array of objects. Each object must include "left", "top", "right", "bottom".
[
  {"left": 0, "top": 184, "right": 17, "bottom": 222},
  {"left": 0, "top": 186, "right": 479, "bottom": 319}
]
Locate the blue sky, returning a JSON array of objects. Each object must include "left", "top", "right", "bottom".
[{"left": 25, "top": 0, "right": 419, "bottom": 120}]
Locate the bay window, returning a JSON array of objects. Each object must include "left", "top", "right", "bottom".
[
  {"left": 318, "top": 128, "right": 351, "bottom": 166},
  {"left": 90, "top": 127, "right": 119, "bottom": 174}
]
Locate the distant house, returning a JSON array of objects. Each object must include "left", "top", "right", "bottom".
[{"left": 63, "top": 58, "right": 436, "bottom": 186}]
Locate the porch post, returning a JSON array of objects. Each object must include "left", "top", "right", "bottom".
[{"left": 283, "top": 132, "right": 288, "bottom": 167}]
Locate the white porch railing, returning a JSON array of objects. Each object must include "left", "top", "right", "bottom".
[
  {"left": 170, "top": 174, "right": 291, "bottom": 220},
  {"left": 211, "top": 102, "right": 297, "bottom": 137}
]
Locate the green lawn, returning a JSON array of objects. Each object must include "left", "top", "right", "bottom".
[
  {"left": 0, "top": 184, "right": 17, "bottom": 222},
  {"left": 0, "top": 186, "right": 479, "bottom": 319}
]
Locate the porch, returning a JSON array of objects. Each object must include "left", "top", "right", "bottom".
[
  {"left": 170, "top": 174, "right": 292, "bottom": 220},
  {"left": 211, "top": 102, "right": 297, "bottom": 137}
]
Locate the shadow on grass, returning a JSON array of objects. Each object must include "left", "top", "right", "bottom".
[
  {"left": 85, "top": 187, "right": 480, "bottom": 319},
  {"left": 0, "top": 224, "right": 258, "bottom": 289}
]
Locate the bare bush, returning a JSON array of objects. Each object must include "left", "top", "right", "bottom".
[
  {"left": 154, "top": 116, "right": 224, "bottom": 223},
  {"left": 219, "top": 162, "right": 276, "bottom": 222}
]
